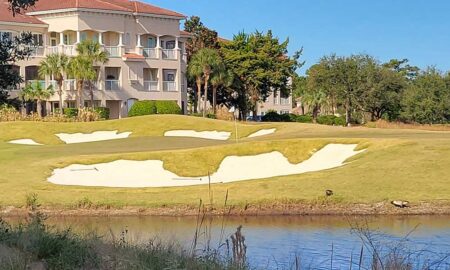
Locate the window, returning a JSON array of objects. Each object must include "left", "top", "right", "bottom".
[
  {"left": 0, "top": 31, "right": 12, "bottom": 42},
  {"left": 147, "top": 37, "right": 156, "bottom": 48},
  {"left": 165, "top": 40, "right": 176, "bottom": 49},
  {"left": 32, "top": 34, "right": 43, "bottom": 46},
  {"left": 80, "top": 32, "right": 87, "bottom": 42},
  {"left": 280, "top": 110, "right": 289, "bottom": 115},
  {"left": 50, "top": 32, "right": 57, "bottom": 46},
  {"left": 124, "top": 33, "right": 130, "bottom": 45},
  {"left": 280, "top": 96, "right": 290, "bottom": 105}
]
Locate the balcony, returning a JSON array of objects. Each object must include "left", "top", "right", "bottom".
[
  {"left": 26, "top": 80, "right": 46, "bottom": 89},
  {"left": 46, "top": 46, "right": 59, "bottom": 55},
  {"left": 64, "top": 79, "right": 76, "bottom": 91},
  {"left": 61, "top": 45, "right": 76, "bottom": 56},
  {"left": 105, "top": 80, "right": 120, "bottom": 91},
  {"left": 104, "top": 46, "right": 120, "bottom": 58},
  {"left": 162, "top": 49, "right": 177, "bottom": 60},
  {"left": 163, "top": 81, "right": 176, "bottom": 92},
  {"left": 143, "top": 48, "right": 158, "bottom": 59},
  {"left": 29, "top": 46, "right": 45, "bottom": 57},
  {"left": 144, "top": 81, "right": 158, "bottom": 91}
]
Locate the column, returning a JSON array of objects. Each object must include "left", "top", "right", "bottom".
[
  {"left": 118, "top": 33, "right": 124, "bottom": 56},
  {"left": 98, "top": 32, "right": 103, "bottom": 45},
  {"left": 136, "top": 34, "right": 143, "bottom": 55},
  {"left": 175, "top": 36, "right": 180, "bottom": 60},
  {"left": 76, "top": 31, "right": 81, "bottom": 44},
  {"left": 156, "top": 35, "right": 161, "bottom": 59},
  {"left": 43, "top": 33, "right": 48, "bottom": 56},
  {"left": 158, "top": 68, "right": 163, "bottom": 92},
  {"left": 59, "top": 32, "right": 64, "bottom": 55}
]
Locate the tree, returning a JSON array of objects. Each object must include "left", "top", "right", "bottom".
[
  {"left": 184, "top": 16, "right": 218, "bottom": 61},
  {"left": 187, "top": 58, "right": 204, "bottom": 114},
  {"left": 39, "top": 54, "right": 70, "bottom": 115},
  {"left": 220, "top": 31, "right": 302, "bottom": 119},
  {"left": 188, "top": 48, "right": 222, "bottom": 117},
  {"left": 210, "top": 63, "right": 233, "bottom": 114},
  {"left": 291, "top": 74, "right": 307, "bottom": 114},
  {"left": 401, "top": 68, "right": 450, "bottom": 124},
  {"left": 383, "top": 59, "right": 420, "bottom": 81},
  {"left": 8, "top": 0, "right": 37, "bottom": 16},
  {"left": 67, "top": 56, "right": 94, "bottom": 109},
  {"left": 0, "top": 32, "right": 33, "bottom": 106},
  {"left": 302, "top": 88, "right": 328, "bottom": 122},
  {"left": 76, "top": 40, "right": 108, "bottom": 108},
  {"left": 21, "top": 81, "right": 54, "bottom": 117}
]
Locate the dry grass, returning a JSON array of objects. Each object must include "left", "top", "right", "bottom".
[{"left": 367, "top": 120, "right": 450, "bottom": 132}]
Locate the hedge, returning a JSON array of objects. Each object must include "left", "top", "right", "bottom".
[
  {"left": 94, "top": 107, "right": 110, "bottom": 119},
  {"left": 128, "top": 100, "right": 181, "bottom": 117},
  {"left": 317, "top": 115, "right": 346, "bottom": 126},
  {"left": 261, "top": 111, "right": 345, "bottom": 126},
  {"left": 63, "top": 108, "right": 78, "bottom": 118}
]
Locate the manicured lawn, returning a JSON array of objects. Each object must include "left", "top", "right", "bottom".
[{"left": 0, "top": 115, "right": 449, "bottom": 209}]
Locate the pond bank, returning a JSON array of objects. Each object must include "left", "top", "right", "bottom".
[{"left": 2, "top": 201, "right": 450, "bottom": 217}]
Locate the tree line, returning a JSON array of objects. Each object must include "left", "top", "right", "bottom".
[{"left": 294, "top": 56, "right": 450, "bottom": 125}]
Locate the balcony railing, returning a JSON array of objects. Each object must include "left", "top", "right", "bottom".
[
  {"left": 144, "top": 81, "right": 158, "bottom": 91},
  {"left": 46, "top": 46, "right": 59, "bottom": 55},
  {"left": 163, "top": 81, "right": 177, "bottom": 92},
  {"left": 105, "top": 80, "right": 120, "bottom": 91},
  {"left": 26, "top": 80, "right": 46, "bottom": 89},
  {"left": 29, "top": 46, "right": 45, "bottom": 57},
  {"left": 64, "top": 79, "right": 76, "bottom": 91},
  {"left": 62, "top": 45, "right": 76, "bottom": 56},
  {"left": 162, "top": 49, "right": 177, "bottom": 60},
  {"left": 105, "top": 46, "right": 120, "bottom": 57},
  {"left": 143, "top": 48, "right": 158, "bottom": 59}
]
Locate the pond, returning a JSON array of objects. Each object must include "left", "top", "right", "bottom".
[{"left": 11, "top": 215, "right": 450, "bottom": 269}]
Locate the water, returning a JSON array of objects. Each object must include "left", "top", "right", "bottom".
[{"left": 10, "top": 215, "right": 450, "bottom": 269}]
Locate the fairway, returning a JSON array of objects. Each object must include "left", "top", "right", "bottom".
[{"left": 0, "top": 115, "right": 449, "bottom": 213}]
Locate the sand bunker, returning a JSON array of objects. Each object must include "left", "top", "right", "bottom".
[
  {"left": 48, "top": 144, "right": 364, "bottom": 188},
  {"left": 164, "top": 130, "right": 231, "bottom": 141},
  {"left": 8, "top": 139, "right": 42, "bottom": 146},
  {"left": 247, "top": 128, "right": 276, "bottom": 138},
  {"left": 55, "top": 130, "right": 132, "bottom": 144}
]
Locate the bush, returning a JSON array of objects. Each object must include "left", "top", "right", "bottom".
[
  {"left": 316, "top": 115, "right": 346, "bottom": 126},
  {"left": 128, "top": 101, "right": 157, "bottom": 117},
  {"left": 94, "top": 107, "right": 110, "bottom": 119},
  {"left": 191, "top": 113, "right": 217, "bottom": 119},
  {"left": 262, "top": 111, "right": 285, "bottom": 122},
  {"left": 0, "top": 105, "right": 21, "bottom": 121},
  {"left": 63, "top": 108, "right": 78, "bottom": 118},
  {"left": 154, "top": 101, "right": 182, "bottom": 115},
  {"left": 290, "top": 114, "right": 313, "bottom": 123}
]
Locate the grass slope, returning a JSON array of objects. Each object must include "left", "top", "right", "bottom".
[{"left": 0, "top": 115, "right": 449, "bottom": 210}]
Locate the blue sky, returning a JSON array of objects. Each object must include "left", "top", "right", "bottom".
[{"left": 147, "top": 0, "right": 450, "bottom": 73}]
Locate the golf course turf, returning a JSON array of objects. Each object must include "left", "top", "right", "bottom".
[{"left": 0, "top": 115, "right": 449, "bottom": 215}]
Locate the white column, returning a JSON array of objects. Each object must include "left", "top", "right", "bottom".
[
  {"left": 43, "top": 33, "right": 48, "bottom": 55},
  {"left": 175, "top": 37, "right": 179, "bottom": 49},
  {"left": 98, "top": 32, "right": 103, "bottom": 45},
  {"left": 118, "top": 33, "right": 123, "bottom": 46},
  {"left": 136, "top": 34, "right": 142, "bottom": 47},
  {"left": 156, "top": 35, "right": 161, "bottom": 59},
  {"left": 156, "top": 35, "right": 161, "bottom": 48},
  {"left": 76, "top": 31, "right": 81, "bottom": 44},
  {"left": 59, "top": 32, "right": 64, "bottom": 45}
]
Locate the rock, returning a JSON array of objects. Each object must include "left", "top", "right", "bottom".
[
  {"left": 326, "top": 190, "right": 334, "bottom": 196},
  {"left": 391, "top": 200, "right": 410, "bottom": 208}
]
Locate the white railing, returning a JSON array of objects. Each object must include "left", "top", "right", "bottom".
[
  {"left": 162, "top": 49, "right": 177, "bottom": 60},
  {"left": 64, "top": 79, "right": 76, "bottom": 91},
  {"left": 143, "top": 48, "right": 158, "bottom": 59},
  {"left": 105, "top": 46, "right": 120, "bottom": 57},
  {"left": 46, "top": 46, "right": 59, "bottom": 55},
  {"left": 48, "top": 80, "right": 57, "bottom": 89},
  {"left": 62, "top": 45, "right": 76, "bottom": 56},
  {"left": 29, "top": 46, "right": 45, "bottom": 57},
  {"left": 143, "top": 81, "right": 158, "bottom": 91},
  {"left": 163, "top": 81, "right": 177, "bottom": 92},
  {"left": 105, "top": 80, "right": 120, "bottom": 91}
]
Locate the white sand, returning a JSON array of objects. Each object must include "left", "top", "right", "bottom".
[
  {"left": 247, "top": 128, "right": 277, "bottom": 138},
  {"left": 164, "top": 130, "right": 231, "bottom": 141},
  {"left": 8, "top": 139, "right": 42, "bottom": 146},
  {"left": 48, "top": 144, "right": 364, "bottom": 188},
  {"left": 55, "top": 130, "right": 132, "bottom": 144}
]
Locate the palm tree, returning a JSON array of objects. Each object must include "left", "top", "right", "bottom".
[
  {"left": 21, "top": 81, "right": 54, "bottom": 117},
  {"left": 189, "top": 48, "right": 222, "bottom": 117},
  {"left": 39, "top": 53, "right": 69, "bottom": 115},
  {"left": 67, "top": 56, "right": 93, "bottom": 109},
  {"left": 187, "top": 57, "right": 204, "bottom": 114},
  {"left": 75, "top": 40, "right": 108, "bottom": 108},
  {"left": 303, "top": 88, "right": 329, "bottom": 123},
  {"left": 210, "top": 64, "right": 233, "bottom": 114}
]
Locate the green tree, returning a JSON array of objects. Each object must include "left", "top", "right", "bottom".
[
  {"left": 67, "top": 56, "right": 94, "bottom": 109},
  {"left": 188, "top": 48, "right": 222, "bottom": 117},
  {"left": 187, "top": 58, "right": 204, "bottom": 114},
  {"left": 76, "top": 40, "right": 108, "bottom": 108},
  {"left": 39, "top": 54, "right": 70, "bottom": 115},
  {"left": 8, "top": 0, "right": 37, "bottom": 15},
  {"left": 383, "top": 59, "right": 420, "bottom": 81},
  {"left": 302, "top": 88, "right": 328, "bottom": 122},
  {"left": 210, "top": 63, "right": 233, "bottom": 114},
  {"left": 21, "top": 81, "right": 54, "bottom": 117},
  {"left": 220, "top": 31, "right": 302, "bottom": 119},
  {"left": 184, "top": 16, "right": 218, "bottom": 61},
  {"left": 401, "top": 68, "right": 450, "bottom": 124}
]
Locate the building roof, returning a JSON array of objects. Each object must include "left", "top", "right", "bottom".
[
  {"left": 0, "top": 0, "right": 46, "bottom": 25},
  {"left": 29, "top": 0, "right": 185, "bottom": 18}
]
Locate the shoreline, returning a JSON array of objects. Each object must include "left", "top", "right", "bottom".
[{"left": 2, "top": 202, "right": 450, "bottom": 218}]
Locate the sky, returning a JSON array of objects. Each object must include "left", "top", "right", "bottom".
[{"left": 146, "top": 0, "right": 450, "bottom": 74}]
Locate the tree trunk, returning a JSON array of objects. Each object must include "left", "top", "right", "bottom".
[
  {"left": 77, "top": 79, "right": 84, "bottom": 112},
  {"left": 37, "top": 99, "right": 42, "bottom": 118},
  {"left": 203, "top": 74, "right": 210, "bottom": 118},
  {"left": 196, "top": 77, "right": 202, "bottom": 114},
  {"left": 345, "top": 98, "right": 352, "bottom": 127},
  {"left": 212, "top": 85, "right": 218, "bottom": 114},
  {"left": 90, "top": 81, "right": 94, "bottom": 109},
  {"left": 58, "top": 81, "right": 64, "bottom": 115},
  {"left": 312, "top": 105, "right": 319, "bottom": 123}
]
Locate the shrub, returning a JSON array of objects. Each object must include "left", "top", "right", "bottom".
[
  {"left": 128, "top": 101, "right": 157, "bottom": 117},
  {"left": 0, "top": 105, "right": 21, "bottom": 121},
  {"left": 262, "top": 111, "right": 282, "bottom": 122},
  {"left": 290, "top": 114, "right": 313, "bottom": 123},
  {"left": 316, "top": 115, "right": 346, "bottom": 126},
  {"left": 78, "top": 108, "right": 101, "bottom": 122},
  {"left": 155, "top": 101, "right": 182, "bottom": 115},
  {"left": 94, "top": 107, "right": 110, "bottom": 119},
  {"left": 191, "top": 113, "right": 217, "bottom": 119},
  {"left": 63, "top": 108, "right": 78, "bottom": 118}
]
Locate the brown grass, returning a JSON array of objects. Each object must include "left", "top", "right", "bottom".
[{"left": 367, "top": 120, "right": 450, "bottom": 132}]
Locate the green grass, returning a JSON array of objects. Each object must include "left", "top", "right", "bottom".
[{"left": 0, "top": 115, "right": 449, "bottom": 209}]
